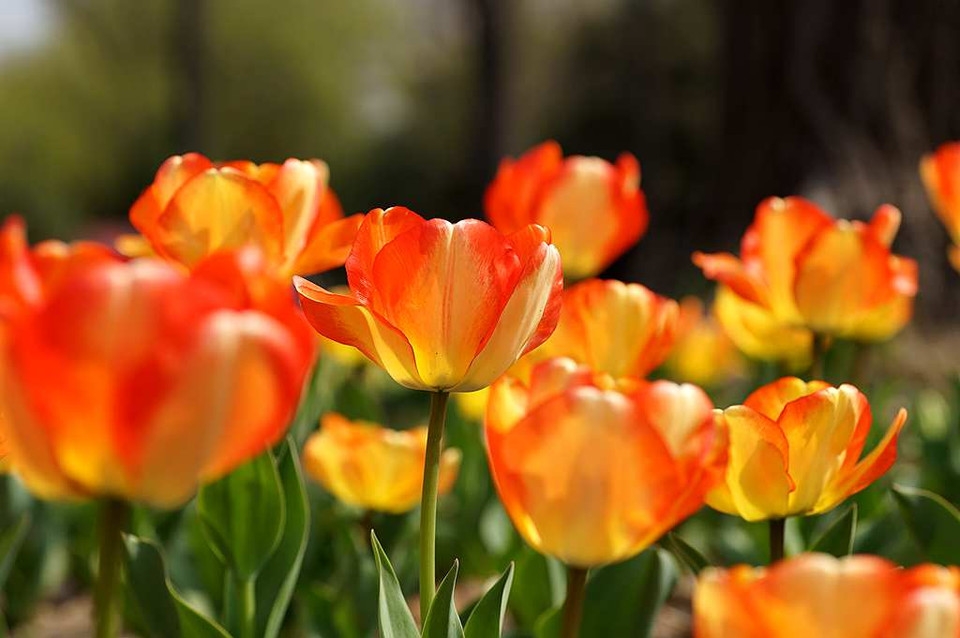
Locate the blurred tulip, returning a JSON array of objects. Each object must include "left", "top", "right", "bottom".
[
  {"left": 921, "top": 141, "right": 960, "bottom": 270},
  {"left": 520, "top": 278, "right": 678, "bottom": 380},
  {"left": 707, "top": 377, "right": 906, "bottom": 521},
  {"left": 129, "top": 153, "right": 362, "bottom": 277},
  {"left": 664, "top": 296, "right": 746, "bottom": 386},
  {"left": 695, "top": 554, "right": 960, "bottom": 638},
  {"left": 713, "top": 286, "right": 812, "bottom": 369},
  {"left": 485, "top": 141, "right": 648, "bottom": 280},
  {"left": 485, "top": 357, "right": 725, "bottom": 567},
  {"left": 0, "top": 227, "right": 315, "bottom": 507},
  {"left": 694, "top": 196, "right": 917, "bottom": 342},
  {"left": 295, "top": 207, "right": 563, "bottom": 392},
  {"left": 302, "top": 413, "right": 461, "bottom": 514}
]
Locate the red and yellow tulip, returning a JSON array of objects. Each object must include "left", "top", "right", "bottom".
[
  {"left": 302, "top": 413, "right": 461, "bottom": 514},
  {"left": 707, "top": 377, "right": 906, "bottom": 521},
  {"left": 128, "top": 153, "right": 362, "bottom": 277},
  {"left": 921, "top": 141, "right": 960, "bottom": 270},
  {"left": 0, "top": 218, "right": 315, "bottom": 507},
  {"left": 295, "top": 207, "right": 563, "bottom": 392},
  {"left": 695, "top": 554, "right": 960, "bottom": 638},
  {"left": 521, "top": 278, "right": 678, "bottom": 380},
  {"left": 694, "top": 197, "right": 917, "bottom": 343},
  {"left": 485, "top": 357, "right": 725, "bottom": 567},
  {"left": 485, "top": 141, "right": 648, "bottom": 280}
]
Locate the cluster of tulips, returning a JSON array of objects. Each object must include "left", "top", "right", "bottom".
[{"left": 0, "top": 139, "right": 959, "bottom": 638}]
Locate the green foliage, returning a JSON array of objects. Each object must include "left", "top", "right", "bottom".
[
  {"left": 124, "top": 535, "right": 231, "bottom": 638},
  {"left": 0, "top": 513, "right": 30, "bottom": 591},
  {"left": 893, "top": 484, "right": 960, "bottom": 564},
  {"left": 371, "top": 532, "right": 420, "bottom": 638},
  {"left": 809, "top": 504, "right": 857, "bottom": 557},
  {"left": 463, "top": 564, "right": 514, "bottom": 638},
  {"left": 421, "top": 562, "right": 464, "bottom": 638}
]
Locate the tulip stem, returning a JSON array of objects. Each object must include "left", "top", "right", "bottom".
[
  {"left": 809, "top": 333, "right": 830, "bottom": 379},
  {"left": 561, "top": 566, "right": 589, "bottom": 638},
  {"left": 234, "top": 573, "right": 257, "bottom": 638},
  {"left": 769, "top": 518, "right": 786, "bottom": 564},
  {"left": 419, "top": 389, "right": 450, "bottom": 621},
  {"left": 94, "top": 498, "right": 130, "bottom": 638}
]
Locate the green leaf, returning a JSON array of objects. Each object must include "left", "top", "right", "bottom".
[
  {"left": 463, "top": 564, "right": 514, "bottom": 638},
  {"left": 254, "top": 439, "right": 311, "bottom": 638},
  {"left": 510, "top": 549, "right": 565, "bottom": 628},
  {"left": 422, "top": 561, "right": 464, "bottom": 638},
  {"left": 809, "top": 504, "right": 857, "bottom": 557},
  {"left": 580, "top": 549, "right": 678, "bottom": 638},
  {"left": 0, "top": 513, "right": 30, "bottom": 590},
  {"left": 198, "top": 450, "right": 285, "bottom": 580},
  {"left": 371, "top": 532, "right": 419, "bottom": 638},
  {"left": 659, "top": 532, "right": 710, "bottom": 574},
  {"left": 893, "top": 484, "right": 960, "bottom": 564},
  {"left": 533, "top": 607, "right": 561, "bottom": 638},
  {"left": 124, "top": 534, "right": 231, "bottom": 638}
]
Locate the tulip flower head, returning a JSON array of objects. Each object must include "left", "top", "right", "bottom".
[
  {"left": 302, "top": 413, "right": 461, "bottom": 514},
  {"left": 295, "top": 207, "right": 563, "bottom": 392},
  {"left": 694, "top": 196, "right": 918, "bottom": 343},
  {"left": 664, "top": 296, "right": 745, "bottom": 386},
  {"left": 129, "top": 153, "right": 362, "bottom": 277},
  {"left": 485, "top": 141, "right": 648, "bottom": 280},
  {"left": 920, "top": 141, "right": 960, "bottom": 270},
  {"left": 519, "top": 278, "right": 678, "bottom": 380},
  {"left": 707, "top": 377, "right": 906, "bottom": 521},
  {"left": 0, "top": 220, "right": 315, "bottom": 507},
  {"left": 485, "top": 357, "right": 725, "bottom": 568},
  {"left": 695, "top": 554, "right": 960, "bottom": 638}
]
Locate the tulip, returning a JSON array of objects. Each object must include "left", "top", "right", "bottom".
[
  {"left": 664, "top": 296, "right": 745, "bottom": 386},
  {"left": 453, "top": 387, "right": 489, "bottom": 422},
  {"left": 294, "top": 206, "right": 563, "bottom": 393},
  {"left": 296, "top": 205, "right": 562, "bottom": 616},
  {"left": 0, "top": 243, "right": 314, "bottom": 507},
  {"left": 695, "top": 554, "right": 960, "bottom": 638},
  {"left": 519, "top": 278, "right": 678, "bottom": 380},
  {"left": 487, "top": 356, "right": 724, "bottom": 638},
  {"left": 486, "top": 356, "right": 724, "bottom": 567},
  {"left": 921, "top": 141, "right": 960, "bottom": 270},
  {"left": 707, "top": 377, "right": 906, "bottom": 523},
  {"left": 485, "top": 141, "right": 648, "bottom": 280},
  {"left": 693, "top": 197, "right": 918, "bottom": 346},
  {"left": 129, "top": 153, "right": 362, "bottom": 277},
  {"left": 302, "top": 413, "right": 461, "bottom": 514}
]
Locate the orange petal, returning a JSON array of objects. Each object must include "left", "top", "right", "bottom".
[
  {"left": 485, "top": 140, "right": 564, "bottom": 235},
  {"left": 713, "top": 286, "right": 813, "bottom": 368},
  {"left": 743, "top": 377, "right": 831, "bottom": 422},
  {"left": 291, "top": 213, "right": 363, "bottom": 276},
  {"left": 346, "top": 207, "right": 425, "bottom": 303},
  {"left": 130, "top": 153, "right": 214, "bottom": 234},
  {"left": 693, "top": 252, "right": 770, "bottom": 308},
  {"left": 294, "top": 277, "right": 424, "bottom": 389},
  {"left": 921, "top": 142, "right": 960, "bottom": 244},
  {"left": 263, "top": 159, "right": 332, "bottom": 263},
  {"left": 866, "top": 204, "right": 902, "bottom": 247}
]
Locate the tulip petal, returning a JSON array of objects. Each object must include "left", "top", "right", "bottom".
[
  {"left": 693, "top": 252, "right": 770, "bottom": 308},
  {"left": 154, "top": 168, "right": 285, "bottom": 267},
  {"left": 0, "top": 216, "right": 42, "bottom": 311},
  {"left": 263, "top": 159, "right": 331, "bottom": 260},
  {"left": 713, "top": 286, "right": 813, "bottom": 368},
  {"left": 743, "top": 377, "right": 831, "bottom": 422},
  {"left": 291, "top": 213, "right": 364, "bottom": 276},
  {"left": 130, "top": 153, "right": 214, "bottom": 232},
  {"left": 294, "top": 277, "right": 424, "bottom": 389},
  {"left": 346, "top": 207, "right": 424, "bottom": 304},
  {"left": 816, "top": 407, "right": 907, "bottom": 514},
  {"left": 484, "top": 140, "right": 563, "bottom": 235},
  {"left": 706, "top": 407, "right": 792, "bottom": 521}
]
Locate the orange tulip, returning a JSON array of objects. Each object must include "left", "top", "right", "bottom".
[
  {"left": 921, "top": 141, "right": 960, "bottom": 270},
  {"left": 485, "top": 141, "right": 648, "bottom": 280},
  {"left": 694, "top": 197, "right": 917, "bottom": 342},
  {"left": 664, "top": 296, "right": 745, "bottom": 386},
  {"left": 695, "top": 554, "right": 960, "bottom": 638},
  {"left": 0, "top": 225, "right": 315, "bottom": 507},
  {"left": 295, "top": 207, "right": 563, "bottom": 392},
  {"left": 520, "top": 278, "right": 678, "bottom": 380},
  {"left": 713, "top": 286, "right": 812, "bottom": 369},
  {"left": 129, "top": 153, "right": 362, "bottom": 276},
  {"left": 485, "top": 357, "right": 725, "bottom": 567},
  {"left": 707, "top": 377, "right": 906, "bottom": 521},
  {"left": 302, "top": 413, "right": 461, "bottom": 514}
]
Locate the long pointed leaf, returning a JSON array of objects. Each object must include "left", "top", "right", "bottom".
[
  {"left": 464, "top": 564, "right": 514, "bottom": 638},
  {"left": 0, "top": 513, "right": 30, "bottom": 590},
  {"left": 371, "top": 532, "right": 419, "bottom": 638},
  {"left": 809, "top": 504, "right": 857, "bottom": 556},
  {"left": 893, "top": 484, "right": 960, "bottom": 564},
  {"left": 422, "top": 561, "right": 464, "bottom": 638}
]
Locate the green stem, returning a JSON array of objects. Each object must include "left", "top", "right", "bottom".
[
  {"left": 93, "top": 499, "right": 130, "bottom": 638},
  {"left": 809, "top": 333, "right": 830, "bottom": 380},
  {"left": 561, "top": 567, "right": 588, "bottom": 638},
  {"left": 235, "top": 573, "right": 256, "bottom": 638},
  {"left": 849, "top": 342, "right": 870, "bottom": 387},
  {"left": 769, "top": 518, "right": 786, "bottom": 564},
  {"left": 419, "top": 390, "right": 450, "bottom": 621}
]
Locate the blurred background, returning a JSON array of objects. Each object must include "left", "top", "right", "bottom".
[{"left": 1, "top": 0, "right": 959, "bottom": 349}]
